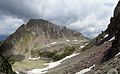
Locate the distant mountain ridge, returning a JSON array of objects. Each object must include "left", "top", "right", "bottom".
[
  {"left": 0, "top": 19, "right": 88, "bottom": 58},
  {"left": 0, "top": 35, "right": 8, "bottom": 41}
]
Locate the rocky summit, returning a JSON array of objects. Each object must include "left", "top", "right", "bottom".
[{"left": 0, "top": 19, "right": 87, "bottom": 59}]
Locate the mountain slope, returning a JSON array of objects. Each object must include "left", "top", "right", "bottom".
[
  {"left": 40, "top": 1, "right": 120, "bottom": 74},
  {"left": 85, "top": 1, "right": 120, "bottom": 73},
  {"left": 0, "top": 53, "right": 16, "bottom": 74},
  {"left": 0, "top": 19, "right": 88, "bottom": 60}
]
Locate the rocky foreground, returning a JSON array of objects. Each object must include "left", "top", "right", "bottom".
[{"left": 0, "top": 53, "right": 16, "bottom": 74}]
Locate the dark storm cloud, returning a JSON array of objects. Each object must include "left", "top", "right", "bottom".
[
  {"left": 0, "top": 0, "right": 42, "bottom": 19},
  {"left": 0, "top": 0, "right": 119, "bottom": 38}
]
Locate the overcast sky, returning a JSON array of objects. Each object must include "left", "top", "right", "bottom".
[{"left": 0, "top": 0, "right": 119, "bottom": 38}]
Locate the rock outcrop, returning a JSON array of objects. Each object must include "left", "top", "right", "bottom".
[
  {"left": 102, "top": 1, "right": 120, "bottom": 62},
  {"left": 0, "top": 53, "right": 16, "bottom": 74},
  {"left": 25, "top": 19, "right": 85, "bottom": 39},
  {"left": 85, "top": 1, "right": 120, "bottom": 74}
]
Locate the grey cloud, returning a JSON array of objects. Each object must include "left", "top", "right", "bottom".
[
  {"left": 0, "top": 0, "right": 41, "bottom": 19},
  {"left": 0, "top": 0, "right": 119, "bottom": 38},
  {"left": 104, "top": 2, "right": 115, "bottom": 7}
]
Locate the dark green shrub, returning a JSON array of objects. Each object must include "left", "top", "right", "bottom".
[
  {"left": 52, "top": 46, "right": 76, "bottom": 61},
  {"left": 30, "top": 46, "right": 76, "bottom": 61}
]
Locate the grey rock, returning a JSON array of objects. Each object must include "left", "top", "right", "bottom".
[
  {"left": 107, "top": 68, "right": 118, "bottom": 74},
  {"left": 0, "top": 53, "right": 16, "bottom": 74},
  {"left": 102, "top": 0, "right": 120, "bottom": 62}
]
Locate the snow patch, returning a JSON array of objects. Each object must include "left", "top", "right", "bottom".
[
  {"left": 32, "top": 31, "right": 36, "bottom": 35},
  {"left": 46, "top": 44, "right": 50, "bottom": 47},
  {"left": 42, "top": 31, "right": 45, "bottom": 34},
  {"left": 46, "top": 42, "right": 57, "bottom": 47},
  {"left": 28, "top": 57, "right": 41, "bottom": 61},
  {"left": 115, "top": 52, "right": 120, "bottom": 57},
  {"left": 73, "top": 40, "right": 77, "bottom": 41},
  {"left": 66, "top": 39, "right": 70, "bottom": 42},
  {"left": 27, "top": 53, "right": 79, "bottom": 74},
  {"left": 80, "top": 46, "right": 84, "bottom": 48},
  {"left": 15, "top": 71, "right": 20, "bottom": 74},
  {"left": 76, "top": 64, "right": 95, "bottom": 74},
  {"left": 51, "top": 42, "right": 56, "bottom": 44},
  {"left": 109, "top": 37, "right": 115, "bottom": 41},
  {"left": 85, "top": 43, "right": 89, "bottom": 45},
  {"left": 104, "top": 34, "right": 108, "bottom": 38}
]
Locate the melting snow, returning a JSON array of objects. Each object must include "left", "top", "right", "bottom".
[
  {"left": 80, "top": 46, "right": 84, "bottom": 48},
  {"left": 42, "top": 31, "right": 45, "bottom": 34},
  {"left": 66, "top": 40, "right": 70, "bottom": 42},
  {"left": 28, "top": 57, "right": 41, "bottom": 61},
  {"left": 109, "top": 37, "right": 115, "bottom": 41},
  {"left": 51, "top": 42, "right": 56, "bottom": 44},
  {"left": 27, "top": 53, "right": 79, "bottom": 74},
  {"left": 85, "top": 43, "right": 89, "bottom": 45},
  {"left": 104, "top": 34, "right": 108, "bottom": 38},
  {"left": 73, "top": 40, "right": 77, "bottom": 41},
  {"left": 15, "top": 71, "right": 20, "bottom": 74},
  {"left": 75, "top": 64, "right": 95, "bottom": 74},
  {"left": 46, "top": 42, "right": 57, "bottom": 47}
]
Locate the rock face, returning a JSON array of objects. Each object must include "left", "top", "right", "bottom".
[
  {"left": 85, "top": 1, "right": 120, "bottom": 74},
  {"left": 25, "top": 19, "right": 85, "bottom": 39},
  {"left": 102, "top": 1, "right": 120, "bottom": 62},
  {"left": 0, "top": 19, "right": 87, "bottom": 58},
  {"left": 0, "top": 53, "right": 16, "bottom": 74},
  {"left": 86, "top": 55, "right": 120, "bottom": 74},
  {"left": 45, "top": 1, "right": 120, "bottom": 74}
]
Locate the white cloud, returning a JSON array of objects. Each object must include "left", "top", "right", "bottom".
[
  {"left": 67, "top": 14, "right": 110, "bottom": 38},
  {"left": 0, "top": 0, "right": 119, "bottom": 38}
]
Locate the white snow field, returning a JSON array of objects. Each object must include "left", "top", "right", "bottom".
[
  {"left": 27, "top": 53, "right": 79, "bottom": 74},
  {"left": 28, "top": 57, "right": 41, "bottom": 61},
  {"left": 76, "top": 64, "right": 95, "bottom": 74},
  {"left": 80, "top": 45, "right": 84, "bottom": 48}
]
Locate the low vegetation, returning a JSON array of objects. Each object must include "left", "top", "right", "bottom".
[
  {"left": 12, "top": 60, "right": 47, "bottom": 72},
  {"left": 31, "top": 46, "right": 77, "bottom": 61},
  {"left": 52, "top": 46, "right": 76, "bottom": 61}
]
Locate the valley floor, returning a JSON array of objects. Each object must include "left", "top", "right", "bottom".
[{"left": 12, "top": 59, "right": 47, "bottom": 73}]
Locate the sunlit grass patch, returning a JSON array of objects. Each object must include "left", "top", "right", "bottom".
[{"left": 12, "top": 60, "right": 47, "bottom": 72}]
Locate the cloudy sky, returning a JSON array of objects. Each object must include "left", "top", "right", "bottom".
[{"left": 0, "top": 0, "right": 119, "bottom": 38}]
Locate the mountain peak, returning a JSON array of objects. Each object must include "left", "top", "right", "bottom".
[
  {"left": 23, "top": 19, "right": 86, "bottom": 39},
  {"left": 26, "top": 19, "right": 55, "bottom": 28},
  {"left": 27, "top": 19, "right": 49, "bottom": 24},
  {"left": 0, "top": 19, "right": 87, "bottom": 57}
]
